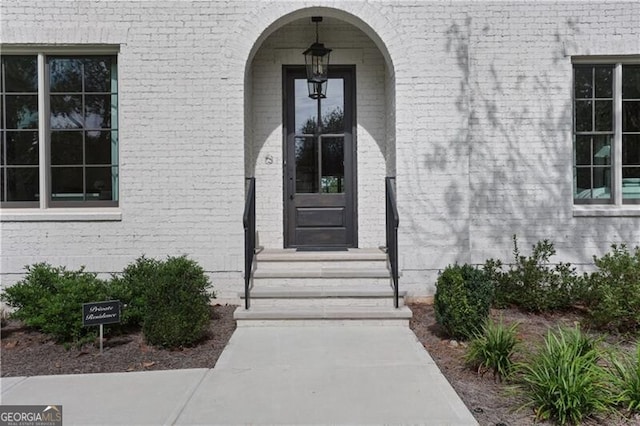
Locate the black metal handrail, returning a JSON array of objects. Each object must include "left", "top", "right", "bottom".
[
  {"left": 385, "top": 177, "right": 400, "bottom": 308},
  {"left": 243, "top": 177, "right": 256, "bottom": 309}
]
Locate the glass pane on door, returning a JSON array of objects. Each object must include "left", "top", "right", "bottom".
[
  {"left": 321, "top": 136, "right": 344, "bottom": 193},
  {"left": 295, "top": 79, "right": 317, "bottom": 134},
  {"left": 294, "top": 77, "right": 345, "bottom": 195},
  {"left": 295, "top": 136, "right": 317, "bottom": 193},
  {"left": 321, "top": 79, "right": 344, "bottom": 133}
]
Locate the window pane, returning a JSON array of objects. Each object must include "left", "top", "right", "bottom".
[
  {"left": 51, "top": 166, "right": 83, "bottom": 201},
  {"left": 622, "top": 65, "right": 640, "bottom": 99},
  {"left": 51, "top": 131, "right": 83, "bottom": 165},
  {"left": 295, "top": 136, "right": 318, "bottom": 193},
  {"left": 6, "top": 167, "right": 39, "bottom": 201},
  {"left": 593, "top": 166, "right": 611, "bottom": 199},
  {"left": 49, "top": 58, "right": 82, "bottom": 92},
  {"left": 50, "top": 95, "right": 83, "bottom": 129},
  {"left": 4, "top": 56, "right": 37, "bottom": 92},
  {"left": 574, "top": 166, "right": 611, "bottom": 200},
  {"left": 574, "top": 67, "right": 592, "bottom": 99},
  {"left": 2, "top": 56, "right": 40, "bottom": 206},
  {"left": 321, "top": 136, "right": 344, "bottom": 193},
  {"left": 623, "top": 168, "right": 640, "bottom": 180},
  {"left": 594, "top": 67, "right": 613, "bottom": 98},
  {"left": 623, "top": 167, "right": 640, "bottom": 200},
  {"left": 86, "top": 166, "right": 113, "bottom": 200},
  {"left": 575, "top": 135, "right": 591, "bottom": 165},
  {"left": 6, "top": 131, "right": 38, "bottom": 165},
  {"left": 623, "top": 134, "right": 640, "bottom": 166},
  {"left": 593, "top": 135, "right": 611, "bottom": 165},
  {"left": 48, "top": 55, "right": 118, "bottom": 205},
  {"left": 623, "top": 101, "right": 640, "bottom": 132},
  {"left": 595, "top": 100, "right": 612, "bottom": 131},
  {"left": 575, "top": 100, "right": 592, "bottom": 132},
  {"left": 84, "top": 57, "right": 112, "bottom": 92},
  {"left": 85, "top": 95, "right": 111, "bottom": 128},
  {"left": 4, "top": 95, "right": 38, "bottom": 129},
  {"left": 85, "top": 131, "right": 112, "bottom": 165},
  {"left": 575, "top": 167, "right": 591, "bottom": 198}
]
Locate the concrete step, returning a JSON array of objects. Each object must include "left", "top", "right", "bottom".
[
  {"left": 255, "top": 260, "right": 388, "bottom": 271},
  {"left": 237, "top": 247, "right": 405, "bottom": 326},
  {"left": 256, "top": 248, "right": 387, "bottom": 262},
  {"left": 240, "top": 288, "right": 405, "bottom": 308},
  {"left": 251, "top": 277, "right": 392, "bottom": 288},
  {"left": 254, "top": 248, "right": 388, "bottom": 272},
  {"left": 251, "top": 248, "right": 392, "bottom": 287},
  {"left": 252, "top": 268, "right": 390, "bottom": 279},
  {"left": 233, "top": 305, "right": 412, "bottom": 327}
]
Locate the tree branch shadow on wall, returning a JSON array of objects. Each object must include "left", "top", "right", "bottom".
[{"left": 402, "top": 17, "right": 635, "bottom": 270}]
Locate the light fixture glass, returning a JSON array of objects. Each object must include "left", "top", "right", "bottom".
[
  {"left": 303, "top": 16, "right": 331, "bottom": 99},
  {"left": 307, "top": 81, "right": 327, "bottom": 100}
]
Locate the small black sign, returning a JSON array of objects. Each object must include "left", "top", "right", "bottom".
[{"left": 83, "top": 300, "right": 121, "bottom": 326}]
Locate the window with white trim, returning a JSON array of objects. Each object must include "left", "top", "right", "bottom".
[
  {"left": 573, "top": 60, "right": 640, "bottom": 205},
  {"left": 1, "top": 54, "right": 118, "bottom": 208}
]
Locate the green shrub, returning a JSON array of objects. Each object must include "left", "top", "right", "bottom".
[
  {"left": 434, "top": 264, "right": 494, "bottom": 340},
  {"left": 482, "top": 258, "right": 509, "bottom": 308},
  {"left": 465, "top": 317, "right": 519, "bottom": 382},
  {"left": 1, "top": 263, "right": 110, "bottom": 344},
  {"left": 140, "top": 256, "right": 213, "bottom": 348},
  {"left": 516, "top": 327, "right": 613, "bottom": 425},
  {"left": 584, "top": 244, "right": 640, "bottom": 333},
  {"left": 489, "top": 236, "right": 578, "bottom": 313},
  {"left": 608, "top": 344, "right": 640, "bottom": 413},
  {"left": 110, "top": 256, "right": 161, "bottom": 327}
]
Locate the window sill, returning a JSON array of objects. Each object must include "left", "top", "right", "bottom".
[
  {"left": 573, "top": 205, "right": 640, "bottom": 217},
  {"left": 0, "top": 208, "right": 122, "bottom": 222}
]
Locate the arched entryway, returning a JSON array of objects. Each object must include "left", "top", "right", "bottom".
[{"left": 244, "top": 8, "right": 396, "bottom": 250}]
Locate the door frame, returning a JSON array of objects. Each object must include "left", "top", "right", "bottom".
[{"left": 282, "top": 65, "right": 358, "bottom": 248}]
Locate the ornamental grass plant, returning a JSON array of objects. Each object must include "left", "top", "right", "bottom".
[
  {"left": 515, "top": 326, "right": 613, "bottom": 425},
  {"left": 465, "top": 317, "right": 520, "bottom": 382},
  {"left": 608, "top": 344, "right": 640, "bottom": 414}
]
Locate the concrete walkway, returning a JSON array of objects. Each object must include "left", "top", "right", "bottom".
[{"left": 1, "top": 326, "right": 478, "bottom": 425}]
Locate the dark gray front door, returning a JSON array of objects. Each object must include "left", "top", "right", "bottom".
[{"left": 284, "top": 66, "right": 357, "bottom": 248}]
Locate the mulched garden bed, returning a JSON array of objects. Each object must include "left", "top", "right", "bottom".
[
  {"left": 3, "top": 302, "right": 639, "bottom": 425},
  {"left": 1, "top": 304, "right": 237, "bottom": 377}
]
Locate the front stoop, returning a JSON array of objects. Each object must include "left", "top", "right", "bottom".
[{"left": 234, "top": 248, "right": 412, "bottom": 326}]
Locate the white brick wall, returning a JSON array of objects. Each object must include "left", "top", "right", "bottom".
[
  {"left": 1, "top": 1, "right": 639, "bottom": 299},
  {"left": 466, "top": 1, "right": 640, "bottom": 267}
]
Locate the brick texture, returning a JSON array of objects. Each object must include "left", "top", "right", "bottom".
[{"left": 1, "top": 1, "right": 639, "bottom": 299}]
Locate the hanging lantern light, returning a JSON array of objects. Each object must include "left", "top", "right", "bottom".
[
  {"left": 303, "top": 16, "right": 331, "bottom": 99},
  {"left": 307, "top": 80, "right": 327, "bottom": 100}
]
